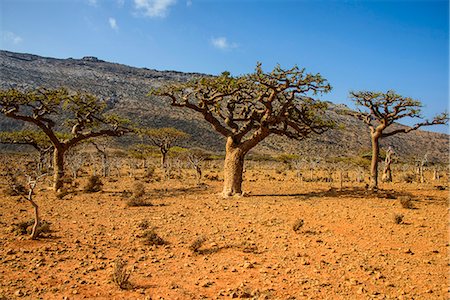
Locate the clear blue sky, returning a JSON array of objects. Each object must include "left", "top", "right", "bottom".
[{"left": 1, "top": 0, "right": 448, "bottom": 133}]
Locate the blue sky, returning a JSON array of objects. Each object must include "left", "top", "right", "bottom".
[{"left": 1, "top": 0, "right": 448, "bottom": 133}]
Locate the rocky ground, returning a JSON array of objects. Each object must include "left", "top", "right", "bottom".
[{"left": 0, "top": 168, "right": 448, "bottom": 299}]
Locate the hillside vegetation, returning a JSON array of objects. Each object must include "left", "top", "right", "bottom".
[{"left": 0, "top": 50, "right": 447, "bottom": 162}]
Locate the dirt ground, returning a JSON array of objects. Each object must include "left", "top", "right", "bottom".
[{"left": 0, "top": 167, "right": 448, "bottom": 300}]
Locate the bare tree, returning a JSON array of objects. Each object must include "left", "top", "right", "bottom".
[
  {"left": 186, "top": 149, "right": 208, "bottom": 184},
  {"left": 291, "top": 159, "right": 305, "bottom": 182},
  {"left": 0, "top": 88, "right": 130, "bottom": 190},
  {"left": 91, "top": 139, "right": 111, "bottom": 177},
  {"left": 349, "top": 90, "right": 448, "bottom": 190},
  {"left": 415, "top": 152, "right": 428, "bottom": 183},
  {"left": 19, "top": 173, "right": 47, "bottom": 240},
  {"left": 0, "top": 130, "right": 53, "bottom": 174},
  {"left": 151, "top": 64, "right": 334, "bottom": 197},
  {"left": 66, "top": 147, "right": 86, "bottom": 179},
  {"left": 381, "top": 147, "right": 394, "bottom": 182}
]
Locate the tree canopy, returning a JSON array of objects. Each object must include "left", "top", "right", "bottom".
[
  {"left": 151, "top": 63, "right": 334, "bottom": 153},
  {"left": 350, "top": 90, "right": 448, "bottom": 137},
  {"left": 0, "top": 87, "right": 130, "bottom": 190}
]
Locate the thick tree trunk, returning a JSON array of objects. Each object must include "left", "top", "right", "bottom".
[
  {"left": 369, "top": 134, "right": 380, "bottom": 190},
  {"left": 53, "top": 147, "right": 65, "bottom": 191},
  {"left": 222, "top": 139, "right": 245, "bottom": 197}
]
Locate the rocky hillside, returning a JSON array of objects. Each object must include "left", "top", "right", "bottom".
[{"left": 0, "top": 50, "right": 448, "bottom": 162}]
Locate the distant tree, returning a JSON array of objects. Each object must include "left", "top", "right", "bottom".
[
  {"left": 381, "top": 146, "right": 394, "bottom": 182},
  {"left": 0, "top": 130, "right": 53, "bottom": 173},
  {"left": 350, "top": 90, "right": 448, "bottom": 190},
  {"left": 0, "top": 88, "right": 130, "bottom": 190},
  {"left": 151, "top": 63, "right": 334, "bottom": 197},
  {"left": 137, "top": 127, "right": 189, "bottom": 168},
  {"left": 186, "top": 148, "right": 209, "bottom": 184}
]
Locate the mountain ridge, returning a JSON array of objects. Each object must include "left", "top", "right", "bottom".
[{"left": 0, "top": 50, "right": 448, "bottom": 162}]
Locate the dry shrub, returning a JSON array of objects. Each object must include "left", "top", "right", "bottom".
[
  {"left": 142, "top": 229, "right": 167, "bottom": 246},
  {"left": 398, "top": 196, "right": 414, "bottom": 209},
  {"left": 112, "top": 258, "right": 132, "bottom": 290},
  {"left": 394, "top": 214, "right": 404, "bottom": 224},
  {"left": 189, "top": 236, "right": 206, "bottom": 253},
  {"left": 204, "top": 174, "right": 220, "bottom": 181},
  {"left": 84, "top": 175, "right": 103, "bottom": 193},
  {"left": 132, "top": 182, "right": 145, "bottom": 198},
  {"left": 144, "top": 166, "right": 155, "bottom": 178},
  {"left": 292, "top": 219, "right": 304, "bottom": 233},
  {"left": 127, "top": 197, "right": 153, "bottom": 207},
  {"left": 56, "top": 188, "right": 71, "bottom": 200},
  {"left": 402, "top": 173, "right": 415, "bottom": 183},
  {"left": 137, "top": 220, "right": 150, "bottom": 230},
  {"left": 12, "top": 220, "right": 52, "bottom": 237}
]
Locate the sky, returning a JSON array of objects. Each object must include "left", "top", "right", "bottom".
[{"left": 1, "top": 0, "right": 448, "bottom": 133}]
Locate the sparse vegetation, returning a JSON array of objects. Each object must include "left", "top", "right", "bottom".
[
  {"left": 132, "top": 182, "right": 145, "bottom": 199},
  {"left": 399, "top": 196, "right": 414, "bottom": 209},
  {"left": 292, "top": 219, "right": 304, "bottom": 233},
  {"left": 402, "top": 173, "right": 415, "bottom": 183},
  {"left": 142, "top": 229, "right": 167, "bottom": 246},
  {"left": 127, "top": 197, "right": 153, "bottom": 207},
  {"left": 112, "top": 258, "right": 132, "bottom": 290},
  {"left": 189, "top": 236, "right": 207, "bottom": 253},
  {"left": 12, "top": 219, "right": 52, "bottom": 237},
  {"left": 84, "top": 175, "right": 103, "bottom": 193},
  {"left": 394, "top": 213, "right": 404, "bottom": 224}
]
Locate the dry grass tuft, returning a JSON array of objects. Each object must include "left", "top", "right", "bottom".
[{"left": 112, "top": 258, "right": 132, "bottom": 290}]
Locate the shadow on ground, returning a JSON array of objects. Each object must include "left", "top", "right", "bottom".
[{"left": 248, "top": 187, "right": 416, "bottom": 200}]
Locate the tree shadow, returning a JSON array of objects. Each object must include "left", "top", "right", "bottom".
[
  {"left": 249, "top": 187, "right": 415, "bottom": 200},
  {"left": 149, "top": 184, "right": 211, "bottom": 198}
]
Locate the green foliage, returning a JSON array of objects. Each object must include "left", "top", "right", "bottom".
[
  {"left": 0, "top": 130, "right": 51, "bottom": 149},
  {"left": 350, "top": 90, "right": 449, "bottom": 136},
  {"left": 0, "top": 88, "right": 130, "bottom": 143},
  {"left": 128, "top": 144, "right": 159, "bottom": 159},
  {"left": 151, "top": 63, "right": 334, "bottom": 150}
]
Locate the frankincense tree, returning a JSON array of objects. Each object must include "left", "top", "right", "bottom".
[
  {"left": 349, "top": 90, "right": 448, "bottom": 190},
  {"left": 0, "top": 88, "right": 130, "bottom": 190},
  {"left": 151, "top": 63, "right": 334, "bottom": 196}
]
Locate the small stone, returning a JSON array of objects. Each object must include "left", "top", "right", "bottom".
[
  {"left": 243, "top": 262, "right": 254, "bottom": 269},
  {"left": 14, "top": 290, "right": 24, "bottom": 297},
  {"left": 404, "top": 249, "right": 414, "bottom": 255}
]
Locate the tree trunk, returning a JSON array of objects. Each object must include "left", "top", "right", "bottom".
[
  {"left": 382, "top": 165, "right": 392, "bottom": 182},
  {"left": 222, "top": 139, "right": 245, "bottom": 197},
  {"left": 382, "top": 148, "right": 393, "bottom": 182},
  {"left": 369, "top": 134, "right": 380, "bottom": 190},
  {"left": 53, "top": 147, "right": 65, "bottom": 191},
  {"left": 161, "top": 149, "right": 168, "bottom": 168},
  {"left": 28, "top": 196, "right": 40, "bottom": 240}
]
